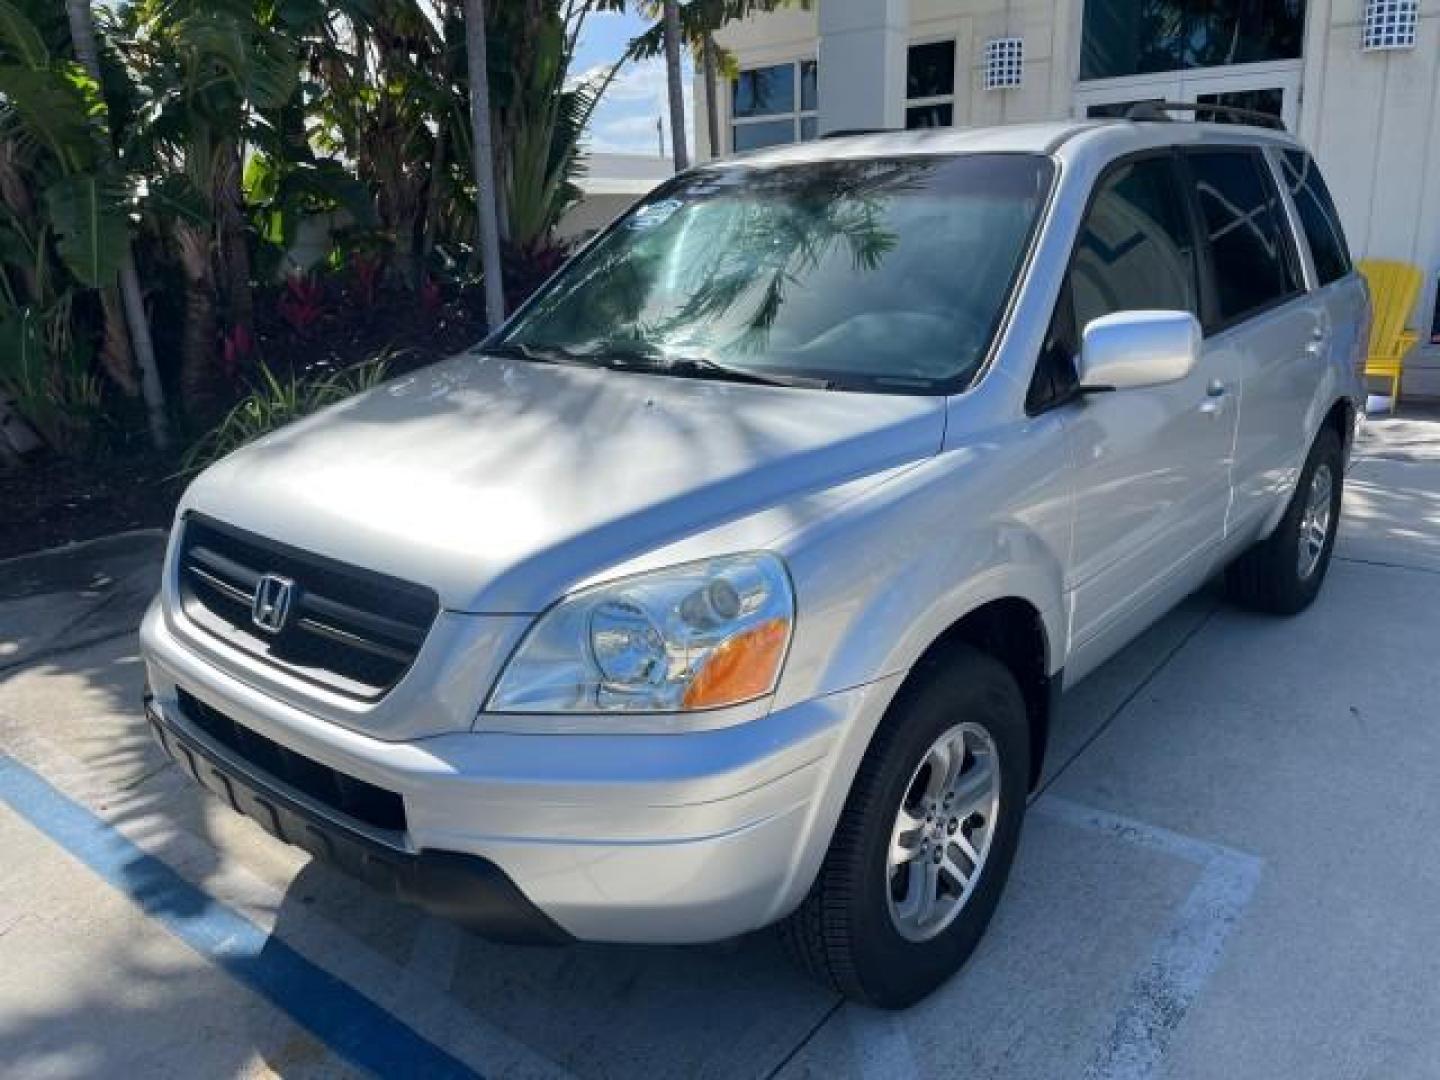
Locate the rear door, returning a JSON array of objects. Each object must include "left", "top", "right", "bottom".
[
  {"left": 1181, "top": 147, "right": 1314, "bottom": 537},
  {"left": 1276, "top": 148, "right": 1368, "bottom": 405}
]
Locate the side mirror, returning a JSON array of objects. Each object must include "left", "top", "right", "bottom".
[{"left": 1078, "top": 310, "right": 1201, "bottom": 392}]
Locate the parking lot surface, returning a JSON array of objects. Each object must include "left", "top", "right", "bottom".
[{"left": 4, "top": 414, "right": 1440, "bottom": 1079}]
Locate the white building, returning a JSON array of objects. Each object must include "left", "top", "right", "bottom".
[
  {"left": 698, "top": 0, "right": 1440, "bottom": 398},
  {"left": 558, "top": 152, "right": 676, "bottom": 242}
]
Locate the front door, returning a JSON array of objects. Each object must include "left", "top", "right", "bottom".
[{"left": 1047, "top": 154, "right": 1238, "bottom": 682}]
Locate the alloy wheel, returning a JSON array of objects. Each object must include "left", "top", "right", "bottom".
[
  {"left": 885, "top": 721, "right": 1001, "bottom": 942},
  {"left": 1298, "top": 463, "right": 1333, "bottom": 580}
]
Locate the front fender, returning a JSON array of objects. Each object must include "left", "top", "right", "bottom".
[{"left": 773, "top": 414, "right": 1072, "bottom": 712}]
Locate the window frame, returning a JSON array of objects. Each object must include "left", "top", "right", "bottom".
[
  {"left": 905, "top": 36, "right": 958, "bottom": 129},
  {"left": 1027, "top": 148, "right": 1202, "bottom": 414},
  {"left": 729, "top": 58, "right": 818, "bottom": 153},
  {"left": 1177, "top": 145, "right": 1308, "bottom": 335}
]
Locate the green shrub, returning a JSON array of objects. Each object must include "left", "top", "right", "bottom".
[{"left": 181, "top": 354, "right": 392, "bottom": 475}]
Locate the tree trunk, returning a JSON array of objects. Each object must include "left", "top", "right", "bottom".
[
  {"left": 421, "top": 119, "right": 447, "bottom": 262},
  {"left": 703, "top": 34, "right": 721, "bottom": 159},
  {"left": 463, "top": 0, "right": 506, "bottom": 330},
  {"left": 175, "top": 226, "right": 217, "bottom": 420},
  {"left": 98, "top": 286, "right": 139, "bottom": 395},
  {"left": 217, "top": 141, "right": 253, "bottom": 333},
  {"left": 662, "top": 0, "right": 689, "bottom": 170},
  {"left": 64, "top": 0, "right": 170, "bottom": 450}
]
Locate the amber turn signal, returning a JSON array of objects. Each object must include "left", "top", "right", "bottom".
[{"left": 681, "top": 617, "right": 791, "bottom": 709}]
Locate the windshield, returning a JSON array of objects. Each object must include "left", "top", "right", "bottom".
[{"left": 496, "top": 153, "right": 1054, "bottom": 392}]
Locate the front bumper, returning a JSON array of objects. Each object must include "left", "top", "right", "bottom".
[
  {"left": 146, "top": 692, "right": 569, "bottom": 943},
  {"left": 141, "top": 601, "right": 900, "bottom": 943}
]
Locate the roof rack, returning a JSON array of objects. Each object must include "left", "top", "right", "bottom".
[{"left": 1124, "top": 100, "right": 1287, "bottom": 132}]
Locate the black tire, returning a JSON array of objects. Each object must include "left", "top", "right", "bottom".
[
  {"left": 1225, "top": 425, "right": 1344, "bottom": 615},
  {"left": 778, "top": 646, "right": 1030, "bottom": 1009}
]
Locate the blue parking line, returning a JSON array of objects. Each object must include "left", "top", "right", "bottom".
[{"left": 0, "top": 753, "right": 480, "bottom": 1079}]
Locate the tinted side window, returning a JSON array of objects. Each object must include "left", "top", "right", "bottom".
[
  {"left": 1187, "top": 150, "right": 1302, "bottom": 324},
  {"left": 1029, "top": 155, "right": 1197, "bottom": 412},
  {"left": 1070, "top": 156, "right": 1200, "bottom": 333},
  {"left": 1281, "top": 150, "right": 1352, "bottom": 285}
]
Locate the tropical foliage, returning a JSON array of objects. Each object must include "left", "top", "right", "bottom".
[
  {"left": 181, "top": 352, "right": 392, "bottom": 474},
  {"left": 0, "top": 0, "right": 694, "bottom": 464}
]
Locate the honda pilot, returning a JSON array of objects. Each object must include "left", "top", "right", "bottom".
[{"left": 142, "top": 116, "right": 1366, "bottom": 1007}]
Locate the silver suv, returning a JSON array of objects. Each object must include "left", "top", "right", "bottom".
[{"left": 142, "top": 117, "right": 1366, "bottom": 1007}]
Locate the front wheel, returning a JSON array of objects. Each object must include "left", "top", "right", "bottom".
[
  {"left": 1225, "top": 426, "right": 1344, "bottom": 615},
  {"left": 779, "top": 646, "right": 1030, "bottom": 1008}
]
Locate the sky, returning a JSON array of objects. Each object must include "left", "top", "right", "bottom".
[{"left": 571, "top": 9, "right": 696, "bottom": 159}]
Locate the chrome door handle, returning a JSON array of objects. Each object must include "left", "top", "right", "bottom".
[
  {"left": 1199, "top": 380, "right": 1227, "bottom": 414},
  {"left": 1306, "top": 326, "right": 1329, "bottom": 356}
]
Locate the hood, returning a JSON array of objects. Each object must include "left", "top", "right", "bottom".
[{"left": 183, "top": 353, "right": 945, "bottom": 612}]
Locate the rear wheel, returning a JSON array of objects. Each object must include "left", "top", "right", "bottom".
[
  {"left": 1225, "top": 426, "right": 1343, "bottom": 614},
  {"left": 779, "top": 646, "right": 1029, "bottom": 1008}
]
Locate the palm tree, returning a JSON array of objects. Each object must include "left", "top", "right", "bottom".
[
  {"left": 661, "top": 0, "right": 688, "bottom": 169},
  {"left": 463, "top": 0, "right": 505, "bottom": 329},
  {"left": 64, "top": 0, "right": 170, "bottom": 450}
]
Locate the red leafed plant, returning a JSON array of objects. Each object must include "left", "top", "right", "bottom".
[
  {"left": 418, "top": 274, "right": 444, "bottom": 315},
  {"left": 219, "top": 324, "right": 255, "bottom": 382},
  {"left": 278, "top": 273, "right": 326, "bottom": 334},
  {"left": 503, "top": 243, "right": 568, "bottom": 314},
  {"left": 350, "top": 251, "right": 384, "bottom": 307}
]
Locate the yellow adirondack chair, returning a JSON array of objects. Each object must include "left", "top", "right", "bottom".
[{"left": 1358, "top": 259, "right": 1423, "bottom": 411}]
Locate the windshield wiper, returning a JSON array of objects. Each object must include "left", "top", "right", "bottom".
[
  {"left": 585, "top": 346, "right": 832, "bottom": 389},
  {"left": 482, "top": 341, "right": 594, "bottom": 367}
]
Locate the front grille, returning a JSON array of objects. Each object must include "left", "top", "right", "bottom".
[
  {"left": 178, "top": 513, "right": 439, "bottom": 699},
  {"left": 177, "top": 688, "right": 407, "bottom": 833}
]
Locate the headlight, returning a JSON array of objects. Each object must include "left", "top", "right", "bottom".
[{"left": 487, "top": 553, "right": 794, "bottom": 714}]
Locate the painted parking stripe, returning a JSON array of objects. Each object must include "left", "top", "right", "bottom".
[
  {"left": 833, "top": 798, "right": 1263, "bottom": 1080},
  {"left": 0, "top": 752, "right": 480, "bottom": 1080},
  {"left": 1039, "top": 798, "right": 1264, "bottom": 1080}
]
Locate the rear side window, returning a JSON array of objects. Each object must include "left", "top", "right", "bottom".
[
  {"left": 1069, "top": 155, "right": 1200, "bottom": 332},
  {"left": 1280, "top": 150, "right": 1352, "bottom": 285},
  {"left": 1186, "top": 149, "right": 1302, "bottom": 325}
]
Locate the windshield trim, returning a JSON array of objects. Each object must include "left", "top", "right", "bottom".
[{"left": 484, "top": 151, "right": 1059, "bottom": 398}]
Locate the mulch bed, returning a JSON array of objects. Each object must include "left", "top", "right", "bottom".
[
  {"left": 2, "top": 283, "right": 491, "bottom": 561},
  {"left": 0, "top": 451, "right": 183, "bottom": 561}
]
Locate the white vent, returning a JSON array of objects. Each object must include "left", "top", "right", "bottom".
[
  {"left": 984, "top": 37, "right": 1024, "bottom": 91},
  {"left": 1362, "top": 0, "right": 1418, "bottom": 50}
]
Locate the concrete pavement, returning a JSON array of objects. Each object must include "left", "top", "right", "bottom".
[{"left": 2, "top": 413, "right": 1439, "bottom": 1078}]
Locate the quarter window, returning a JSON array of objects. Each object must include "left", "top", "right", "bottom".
[
  {"left": 906, "top": 41, "right": 956, "bottom": 129},
  {"left": 1280, "top": 150, "right": 1352, "bottom": 285},
  {"left": 1187, "top": 150, "right": 1302, "bottom": 324},
  {"left": 731, "top": 60, "right": 818, "bottom": 152}
]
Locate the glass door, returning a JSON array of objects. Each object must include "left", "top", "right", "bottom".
[
  {"left": 1182, "top": 64, "right": 1300, "bottom": 130},
  {"left": 1073, "top": 62, "right": 1300, "bottom": 130}
]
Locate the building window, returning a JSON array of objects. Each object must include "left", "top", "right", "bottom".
[
  {"left": 906, "top": 40, "right": 956, "bottom": 128},
  {"left": 1080, "top": 0, "right": 1305, "bottom": 81},
  {"left": 731, "top": 59, "right": 817, "bottom": 152},
  {"left": 1362, "top": 0, "right": 1418, "bottom": 50}
]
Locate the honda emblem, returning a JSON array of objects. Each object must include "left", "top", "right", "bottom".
[{"left": 251, "top": 573, "right": 294, "bottom": 634}]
